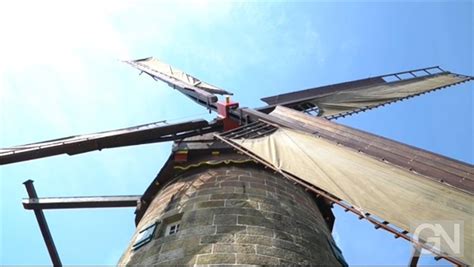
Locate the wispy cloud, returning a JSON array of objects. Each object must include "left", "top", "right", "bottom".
[{"left": 0, "top": 1, "right": 132, "bottom": 135}]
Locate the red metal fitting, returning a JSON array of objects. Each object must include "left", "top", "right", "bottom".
[
  {"left": 217, "top": 97, "right": 240, "bottom": 131},
  {"left": 174, "top": 150, "right": 188, "bottom": 162}
]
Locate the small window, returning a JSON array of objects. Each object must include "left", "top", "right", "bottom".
[
  {"left": 165, "top": 222, "right": 180, "bottom": 236},
  {"left": 133, "top": 221, "right": 159, "bottom": 250},
  {"left": 157, "top": 212, "right": 183, "bottom": 238}
]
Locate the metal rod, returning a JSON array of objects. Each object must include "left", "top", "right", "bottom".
[
  {"left": 226, "top": 123, "right": 266, "bottom": 139},
  {"left": 230, "top": 123, "right": 273, "bottom": 139},
  {"left": 246, "top": 127, "right": 277, "bottom": 139},
  {"left": 23, "top": 180, "right": 62, "bottom": 267},
  {"left": 220, "top": 121, "right": 260, "bottom": 137},
  {"left": 22, "top": 195, "right": 140, "bottom": 210}
]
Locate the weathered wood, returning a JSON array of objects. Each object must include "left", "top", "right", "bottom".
[
  {"left": 23, "top": 180, "right": 62, "bottom": 267},
  {"left": 1, "top": 120, "right": 221, "bottom": 165},
  {"left": 23, "top": 195, "right": 141, "bottom": 210}
]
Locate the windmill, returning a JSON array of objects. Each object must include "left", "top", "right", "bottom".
[{"left": 1, "top": 57, "right": 472, "bottom": 266}]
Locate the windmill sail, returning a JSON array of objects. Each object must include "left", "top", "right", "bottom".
[
  {"left": 0, "top": 119, "right": 220, "bottom": 165},
  {"left": 125, "top": 57, "right": 232, "bottom": 108},
  {"left": 221, "top": 106, "right": 473, "bottom": 265},
  {"left": 260, "top": 67, "right": 473, "bottom": 119}
]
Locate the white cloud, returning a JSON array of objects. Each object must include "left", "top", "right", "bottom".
[
  {"left": 0, "top": 1, "right": 328, "bottom": 142},
  {"left": 0, "top": 0, "right": 133, "bottom": 135},
  {"left": 0, "top": 1, "right": 130, "bottom": 68}
]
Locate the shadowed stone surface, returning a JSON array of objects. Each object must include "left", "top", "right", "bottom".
[{"left": 118, "top": 165, "right": 342, "bottom": 265}]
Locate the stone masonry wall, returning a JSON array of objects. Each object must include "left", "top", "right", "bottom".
[{"left": 118, "top": 164, "right": 342, "bottom": 265}]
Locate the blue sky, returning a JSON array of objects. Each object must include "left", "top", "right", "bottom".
[{"left": 0, "top": 1, "right": 472, "bottom": 265}]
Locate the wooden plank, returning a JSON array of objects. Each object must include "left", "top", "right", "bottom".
[
  {"left": 1, "top": 120, "right": 221, "bottom": 165},
  {"left": 23, "top": 195, "right": 141, "bottom": 210}
]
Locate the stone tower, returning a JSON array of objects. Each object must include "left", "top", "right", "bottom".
[{"left": 118, "top": 134, "right": 346, "bottom": 266}]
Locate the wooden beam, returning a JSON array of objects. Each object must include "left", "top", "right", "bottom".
[
  {"left": 23, "top": 180, "right": 62, "bottom": 267},
  {"left": 23, "top": 195, "right": 140, "bottom": 210}
]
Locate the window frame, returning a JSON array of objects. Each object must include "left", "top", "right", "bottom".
[
  {"left": 132, "top": 221, "right": 159, "bottom": 250},
  {"left": 165, "top": 222, "right": 180, "bottom": 236}
]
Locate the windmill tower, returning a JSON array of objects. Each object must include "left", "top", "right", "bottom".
[
  {"left": 117, "top": 133, "right": 342, "bottom": 265},
  {"left": 1, "top": 57, "right": 472, "bottom": 266},
  {"left": 117, "top": 59, "right": 341, "bottom": 265}
]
